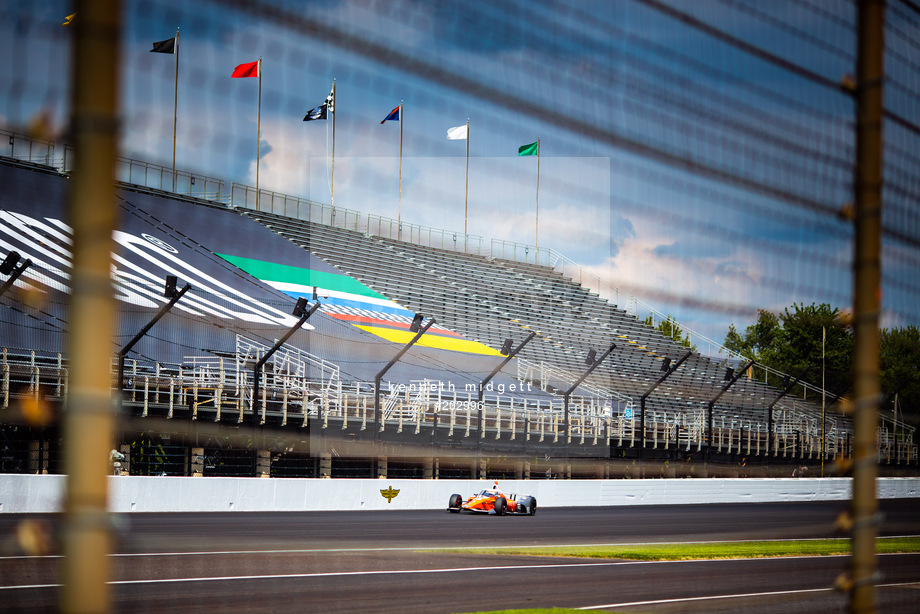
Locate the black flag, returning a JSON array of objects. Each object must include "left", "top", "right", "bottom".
[{"left": 150, "top": 38, "right": 176, "bottom": 54}]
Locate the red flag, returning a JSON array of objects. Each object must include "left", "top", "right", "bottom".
[{"left": 231, "top": 61, "right": 259, "bottom": 78}]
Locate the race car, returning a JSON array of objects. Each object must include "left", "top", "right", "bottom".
[{"left": 447, "top": 482, "right": 537, "bottom": 516}]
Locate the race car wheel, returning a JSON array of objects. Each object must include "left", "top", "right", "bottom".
[
  {"left": 528, "top": 498, "right": 537, "bottom": 516},
  {"left": 448, "top": 493, "right": 462, "bottom": 512},
  {"left": 495, "top": 497, "right": 507, "bottom": 516}
]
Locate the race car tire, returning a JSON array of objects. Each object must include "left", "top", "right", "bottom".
[
  {"left": 448, "top": 493, "right": 462, "bottom": 512},
  {"left": 495, "top": 497, "right": 507, "bottom": 516},
  {"left": 528, "top": 498, "right": 537, "bottom": 516}
]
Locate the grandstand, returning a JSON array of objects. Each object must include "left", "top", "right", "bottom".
[{"left": 0, "top": 134, "right": 916, "bottom": 479}]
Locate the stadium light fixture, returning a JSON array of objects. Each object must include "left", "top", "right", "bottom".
[
  {"left": 476, "top": 332, "right": 537, "bottom": 470},
  {"left": 291, "top": 296, "right": 309, "bottom": 317},
  {"left": 251, "top": 297, "right": 320, "bottom": 430},
  {"left": 164, "top": 275, "right": 179, "bottom": 298},
  {"left": 0, "top": 251, "right": 32, "bottom": 298},
  {"left": 767, "top": 369, "right": 806, "bottom": 458},
  {"left": 707, "top": 360, "right": 755, "bottom": 459},
  {"left": 563, "top": 343, "right": 616, "bottom": 451},
  {"left": 639, "top": 350, "right": 693, "bottom": 457},
  {"left": 118, "top": 276, "right": 191, "bottom": 402},
  {"left": 0, "top": 251, "right": 20, "bottom": 275},
  {"left": 373, "top": 314, "right": 436, "bottom": 474}
]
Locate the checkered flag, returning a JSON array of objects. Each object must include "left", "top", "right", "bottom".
[
  {"left": 303, "top": 83, "right": 335, "bottom": 121},
  {"left": 324, "top": 84, "right": 334, "bottom": 115}
]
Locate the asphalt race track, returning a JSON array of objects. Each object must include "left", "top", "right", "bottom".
[{"left": 2, "top": 500, "right": 919, "bottom": 613}]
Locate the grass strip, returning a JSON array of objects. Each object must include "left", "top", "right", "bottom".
[{"left": 442, "top": 536, "right": 920, "bottom": 561}]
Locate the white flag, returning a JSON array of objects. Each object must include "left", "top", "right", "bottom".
[{"left": 447, "top": 125, "right": 468, "bottom": 140}]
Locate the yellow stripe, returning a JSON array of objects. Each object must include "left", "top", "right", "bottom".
[{"left": 355, "top": 325, "right": 504, "bottom": 356}]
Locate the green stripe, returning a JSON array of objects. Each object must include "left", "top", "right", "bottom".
[{"left": 216, "top": 253, "right": 387, "bottom": 300}]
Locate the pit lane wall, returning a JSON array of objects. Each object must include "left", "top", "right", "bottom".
[{"left": 1, "top": 475, "right": 918, "bottom": 513}]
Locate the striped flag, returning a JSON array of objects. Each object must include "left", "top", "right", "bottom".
[{"left": 380, "top": 106, "right": 400, "bottom": 124}]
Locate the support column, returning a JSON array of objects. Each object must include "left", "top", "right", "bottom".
[
  {"left": 118, "top": 444, "right": 130, "bottom": 476},
  {"left": 28, "top": 441, "right": 46, "bottom": 474},
  {"left": 319, "top": 452, "right": 332, "bottom": 478},
  {"left": 59, "top": 2, "right": 122, "bottom": 611},
  {"left": 191, "top": 447, "right": 204, "bottom": 477},
  {"left": 377, "top": 455, "right": 388, "bottom": 479},
  {"left": 256, "top": 450, "right": 271, "bottom": 477},
  {"left": 848, "top": 2, "right": 884, "bottom": 610}
]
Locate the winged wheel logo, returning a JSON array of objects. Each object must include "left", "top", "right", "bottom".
[{"left": 380, "top": 486, "right": 400, "bottom": 503}]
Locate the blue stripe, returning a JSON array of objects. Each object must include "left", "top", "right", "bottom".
[{"left": 280, "top": 291, "right": 413, "bottom": 318}]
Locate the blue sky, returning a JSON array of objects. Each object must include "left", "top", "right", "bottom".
[{"left": 2, "top": 0, "right": 918, "bottom": 349}]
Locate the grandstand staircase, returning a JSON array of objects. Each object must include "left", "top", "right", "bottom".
[{"left": 234, "top": 335, "right": 342, "bottom": 425}]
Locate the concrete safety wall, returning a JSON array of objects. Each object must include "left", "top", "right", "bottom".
[{"left": 2, "top": 475, "right": 918, "bottom": 514}]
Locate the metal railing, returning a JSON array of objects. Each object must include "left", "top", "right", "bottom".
[
  {"left": 490, "top": 238, "right": 553, "bottom": 267},
  {"left": 6, "top": 344, "right": 918, "bottom": 464},
  {"left": 117, "top": 158, "right": 227, "bottom": 202},
  {"left": 516, "top": 358, "right": 635, "bottom": 416},
  {"left": 3, "top": 129, "right": 61, "bottom": 170},
  {"left": 367, "top": 214, "right": 488, "bottom": 255},
  {"left": 230, "top": 184, "right": 364, "bottom": 230}
]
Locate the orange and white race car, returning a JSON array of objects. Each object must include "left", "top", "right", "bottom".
[{"left": 447, "top": 482, "right": 537, "bottom": 516}]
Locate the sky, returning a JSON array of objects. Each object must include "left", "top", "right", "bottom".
[{"left": 1, "top": 0, "right": 918, "bottom": 353}]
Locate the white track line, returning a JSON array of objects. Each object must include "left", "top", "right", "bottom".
[
  {"left": 2, "top": 556, "right": 918, "bottom": 591},
  {"left": 0, "top": 560, "right": 656, "bottom": 590},
  {"left": 579, "top": 582, "right": 920, "bottom": 610}
]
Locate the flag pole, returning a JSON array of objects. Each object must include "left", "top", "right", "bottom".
[
  {"left": 256, "top": 57, "right": 262, "bottom": 210},
  {"left": 398, "top": 101, "right": 403, "bottom": 239},
  {"left": 171, "top": 27, "right": 179, "bottom": 192},
  {"left": 330, "top": 79, "right": 336, "bottom": 208},
  {"left": 464, "top": 118, "right": 469, "bottom": 253},
  {"left": 535, "top": 137, "right": 540, "bottom": 262}
]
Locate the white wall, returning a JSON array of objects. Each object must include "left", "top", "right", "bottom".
[{"left": 2, "top": 475, "right": 918, "bottom": 513}]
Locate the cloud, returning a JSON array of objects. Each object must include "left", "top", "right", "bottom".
[
  {"left": 573, "top": 215, "right": 784, "bottom": 341},
  {"left": 246, "top": 117, "right": 332, "bottom": 197}
]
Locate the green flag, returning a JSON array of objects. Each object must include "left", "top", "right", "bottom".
[{"left": 518, "top": 141, "right": 539, "bottom": 156}]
